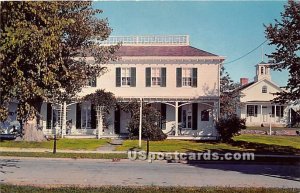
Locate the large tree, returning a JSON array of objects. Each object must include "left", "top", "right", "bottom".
[
  {"left": 265, "top": 0, "right": 300, "bottom": 104},
  {"left": 0, "top": 2, "right": 118, "bottom": 139},
  {"left": 220, "top": 66, "right": 240, "bottom": 118}
]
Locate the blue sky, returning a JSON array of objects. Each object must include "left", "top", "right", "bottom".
[{"left": 94, "top": 1, "right": 288, "bottom": 86}]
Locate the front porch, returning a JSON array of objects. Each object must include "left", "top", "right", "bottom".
[{"left": 40, "top": 96, "right": 220, "bottom": 139}]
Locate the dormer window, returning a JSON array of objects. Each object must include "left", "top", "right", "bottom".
[{"left": 262, "top": 85, "right": 267, "bottom": 93}]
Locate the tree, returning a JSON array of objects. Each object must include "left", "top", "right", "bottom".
[
  {"left": 265, "top": 0, "right": 300, "bottom": 104},
  {"left": 220, "top": 66, "right": 240, "bottom": 118},
  {"left": 216, "top": 115, "right": 246, "bottom": 142},
  {"left": 0, "top": 2, "right": 118, "bottom": 140}
]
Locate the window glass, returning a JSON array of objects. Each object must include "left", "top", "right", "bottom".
[
  {"left": 182, "top": 68, "right": 192, "bottom": 86},
  {"left": 151, "top": 68, "right": 161, "bottom": 86},
  {"left": 121, "top": 68, "right": 131, "bottom": 86}
]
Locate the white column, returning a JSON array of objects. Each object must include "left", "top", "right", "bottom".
[
  {"left": 260, "top": 105, "right": 263, "bottom": 123},
  {"left": 274, "top": 105, "right": 277, "bottom": 123},
  {"left": 61, "top": 101, "right": 67, "bottom": 138},
  {"left": 138, "top": 98, "right": 143, "bottom": 148},
  {"left": 175, "top": 102, "right": 179, "bottom": 136},
  {"left": 289, "top": 108, "right": 292, "bottom": 127},
  {"left": 97, "top": 106, "right": 103, "bottom": 139}
]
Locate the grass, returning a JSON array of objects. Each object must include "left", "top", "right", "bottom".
[
  {"left": 116, "top": 140, "right": 245, "bottom": 153},
  {"left": 246, "top": 127, "right": 300, "bottom": 132},
  {"left": 0, "top": 151, "right": 127, "bottom": 159},
  {"left": 0, "top": 138, "right": 109, "bottom": 150},
  {"left": 0, "top": 184, "right": 299, "bottom": 193},
  {"left": 116, "top": 135, "right": 300, "bottom": 155}
]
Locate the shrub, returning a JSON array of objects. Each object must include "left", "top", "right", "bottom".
[{"left": 216, "top": 115, "right": 246, "bottom": 142}]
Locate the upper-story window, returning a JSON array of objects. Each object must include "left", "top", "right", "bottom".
[
  {"left": 151, "top": 68, "right": 161, "bottom": 86},
  {"left": 262, "top": 85, "right": 267, "bottom": 93},
  {"left": 176, "top": 68, "right": 197, "bottom": 87},
  {"left": 121, "top": 68, "right": 131, "bottom": 86},
  {"left": 182, "top": 68, "right": 192, "bottom": 86},
  {"left": 116, "top": 67, "right": 136, "bottom": 87},
  {"left": 145, "top": 67, "right": 166, "bottom": 87}
]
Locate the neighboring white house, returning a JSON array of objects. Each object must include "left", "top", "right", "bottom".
[
  {"left": 236, "top": 61, "right": 292, "bottom": 127},
  {"left": 2, "top": 35, "right": 225, "bottom": 139}
]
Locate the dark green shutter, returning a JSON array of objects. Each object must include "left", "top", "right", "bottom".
[
  {"left": 272, "top": 106, "right": 275, "bottom": 117},
  {"left": 91, "top": 104, "right": 96, "bottom": 129},
  {"left": 131, "top": 67, "right": 136, "bottom": 87},
  {"left": 76, "top": 103, "right": 81, "bottom": 129},
  {"left": 116, "top": 67, "right": 121, "bottom": 87},
  {"left": 178, "top": 103, "right": 182, "bottom": 123},
  {"left": 280, "top": 106, "right": 284, "bottom": 117},
  {"left": 254, "top": 105, "right": 258, "bottom": 117},
  {"left": 46, "top": 103, "right": 52, "bottom": 129},
  {"left": 114, "top": 106, "right": 120, "bottom": 134},
  {"left": 192, "top": 68, "right": 197, "bottom": 87},
  {"left": 161, "top": 68, "right": 166, "bottom": 87},
  {"left": 192, "top": 103, "right": 198, "bottom": 130},
  {"left": 145, "top": 67, "right": 151, "bottom": 87},
  {"left": 176, "top": 68, "right": 182, "bottom": 87},
  {"left": 161, "top": 103, "right": 167, "bottom": 130}
]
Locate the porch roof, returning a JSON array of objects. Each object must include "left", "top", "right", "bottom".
[{"left": 116, "top": 96, "right": 219, "bottom": 103}]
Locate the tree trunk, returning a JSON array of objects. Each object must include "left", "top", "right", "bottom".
[{"left": 22, "top": 97, "right": 45, "bottom": 142}]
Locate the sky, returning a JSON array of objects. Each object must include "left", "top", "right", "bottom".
[{"left": 94, "top": 1, "right": 288, "bottom": 86}]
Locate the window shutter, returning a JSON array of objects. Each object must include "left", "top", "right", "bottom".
[
  {"left": 178, "top": 104, "right": 182, "bottom": 123},
  {"left": 192, "top": 68, "right": 197, "bottom": 87},
  {"left": 161, "top": 103, "right": 167, "bottom": 130},
  {"left": 161, "top": 68, "right": 166, "bottom": 87},
  {"left": 46, "top": 103, "right": 52, "bottom": 129},
  {"left": 280, "top": 106, "right": 284, "bottom": 117},
  {"left": 116, "top": 68, "right": 121, "bottom": 87},
  {"left": 176, "top": 68, "right": 182, "bottom": 87},
  {"left": 254, "top": 105, "right": 258, "bottom": 117},
  {"left": 91, "top": 104, "right": 96, "bottom": 129},
  {"left": 131, "top": 67, "right": 136, "bottom": 87},
  {"left": 76, "top": 103, "right": 81, "bottom": 129},
  {"left": 192, "top": 103, "right": 198, "bottom": 130},
  {"left": 145, "top": 67, "right": 151, "bottom": 87},
  {"left": 114, "top": 106, "right": 120, "bottom": 134},
  {"left": 272, "top": 106, "right": 275, "bottom": 117}
]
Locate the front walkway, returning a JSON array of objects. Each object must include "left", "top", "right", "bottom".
[{"left": 96, "top": 139, "right": 124, "bottom": 151}]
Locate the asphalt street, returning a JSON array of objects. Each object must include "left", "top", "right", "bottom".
[{"left": 0, "top": 157, "right": 299, "bottom": 188}]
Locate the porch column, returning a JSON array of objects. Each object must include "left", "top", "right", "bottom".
[
  {"left": 274, "top": 105, "right": 277, "bottom": 123},
  {"left": 175, "top": 101, "right": 179, "bottom": 136},
  {"left": 61, "top": 101, "right": 67, "bottom": 138},
  {"left": 139, "top": 98, "right": 143, "bottom": 148},
  {"left": 289, "top": 108, "right": 292, "bottom": 127},
  {"left": 260, "top": 105, "right": 262, "bottom": 123},
  {"left": 97, "top": 106, "right": 103, "bottom": 139}
]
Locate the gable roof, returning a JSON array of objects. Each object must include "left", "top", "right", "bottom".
[
  {"left": 238, "top": 78, "right": 283, "bottom": 93},
  {"left": 115, "top": 46, "right": 218, "bottom": 57}
]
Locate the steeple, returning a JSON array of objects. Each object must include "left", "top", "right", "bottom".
[{"left": 254, "top": 61, "right": 271, "bottom": 82}]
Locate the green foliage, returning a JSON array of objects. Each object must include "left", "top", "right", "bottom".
[
  {"left": 84, "top": 89, "right": 117, "bottom": 113},
  {"left": 216, "top": 115, "right": 246, "bottom": 142},
  {"left": 220, "top": 66, "right": 240, "bottom": 118},
  {"left": 0, "top": 2, "right": 118, "bottom": 121},
  {"left": 265, "top": 0, "right": 300, "bottom": 103}
]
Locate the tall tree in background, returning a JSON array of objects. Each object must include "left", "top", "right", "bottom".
[
  {"left": 0, "top": 2, "right": 118, "bottom": 140},
  {"left": 220, "top": 66, "right": 240, "bottom": 118},
  {"left": 265, "top": 0, "right": 300, "bottom": 104}
]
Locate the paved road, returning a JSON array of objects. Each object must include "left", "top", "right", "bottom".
[{"left": 0, "top": 157, "right": 299, "bottom": 188}]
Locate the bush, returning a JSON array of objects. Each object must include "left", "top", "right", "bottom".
[{"left": 216, "top": 115, "right": 246, "bottom": 142}]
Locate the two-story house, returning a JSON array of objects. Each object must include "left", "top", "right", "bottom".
[{"left": 3, "top": 35, "right": 225, "bottom": 140}]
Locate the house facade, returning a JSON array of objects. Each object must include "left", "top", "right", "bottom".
[
  {"left": 236, "top": 62, "right": 292, "bottom": 127},
  {"left": 1, "top": 35, "right": 225, "bottom": 139}
]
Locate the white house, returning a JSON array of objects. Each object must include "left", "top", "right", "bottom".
[
  {"left": 236, "top": 61, "right": 292, "bottom": 127},
  {"left": 2, "top": 35, "right": 225, "bottom": 139}
]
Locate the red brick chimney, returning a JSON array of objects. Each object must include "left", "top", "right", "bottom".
[{"left": 240, "top": 78, "right": 249, "bottom": 86}]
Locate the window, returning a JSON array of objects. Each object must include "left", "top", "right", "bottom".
[
  {"left": 201, "top": 110, "right": 209, "bottom": 121},
  {"left": 247, "top": 105, "right": 258, "bottom": 117},
  {"left": 262, "top": 85, "right": 267, "bottom": 93},
  {"left": 261, "top": 67, "right": 264, "bottom": 75},
  {"left": 151, "top": 68, "right": 161, "bottom": 86},
  {"left": 272, "top": 105, "right": 284, "bottom": 117},
  {"left": 81, "top": 103, "right": 91, "bottom": 129},
  {"left": 182, "top": 68, "right": 192, "bottom": 86},
  {"left": 87, "top": 76, "right": 97, "bottom": 87},
  {"left": 121, "top": 68, "right": 131, "bottom": 86}
]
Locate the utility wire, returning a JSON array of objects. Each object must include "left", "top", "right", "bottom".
[{"left": 223, "top": 40, "right": 268, "bottom": 65}]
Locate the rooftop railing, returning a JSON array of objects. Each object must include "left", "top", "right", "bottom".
[{"left": 99, "top": 35, "right": 189, "bottom": 46}]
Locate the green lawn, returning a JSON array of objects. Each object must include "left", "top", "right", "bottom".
[
  {"left": 1, "top": 184, "right": 299, "bottom": 193},
  {"left": 246, "top": 127, "right": 299, "bottom": 131},
  {"left": 116, "top": 139, "right": 245, "bottom": 153},
  {"left": 116, "top": 135, "right": 300, "bottom": 155},
  {"left": 0, "top": 138, "right": 109, "bottom": 150}
]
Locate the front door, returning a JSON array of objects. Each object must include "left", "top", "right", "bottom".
[
  {"left": 182, "top": 105, "right": 192, "bottom": 129},
  {"left": 262, "top": 106, "right": 269, "bottom": 122}
]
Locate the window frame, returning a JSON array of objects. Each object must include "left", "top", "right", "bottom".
[
  {"left": 182, "top": 68, "right": 192, "bottom": 87},
  {"left": 262, "top": 85, "right": 267, "bottom": 93},
  {"left": 151, "top": 67, "right": 162, "bottom": 86},
  {"left": 121, "top": 67, "right": 132, "bottom": 87}
]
